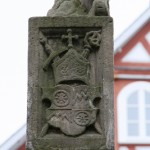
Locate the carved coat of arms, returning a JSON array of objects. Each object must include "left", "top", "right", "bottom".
[{"left": 39, "top": 29, "right": 102, "bottom": 136}]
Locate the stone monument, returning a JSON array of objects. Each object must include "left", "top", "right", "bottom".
[{"left": 27, "top": 0, "right": 114, "bottom": 149}]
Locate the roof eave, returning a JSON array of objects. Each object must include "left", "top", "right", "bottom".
[{"left": 114, "top": 8, "right": 150, "bottom": 54}]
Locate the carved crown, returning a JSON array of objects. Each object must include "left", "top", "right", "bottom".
[{"left": 52, "top": 49, "right": 89, "bottom": 85}]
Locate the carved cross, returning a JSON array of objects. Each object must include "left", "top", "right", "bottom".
[{"left": 62, "top": 29, "right": 79, "bottom": 48}]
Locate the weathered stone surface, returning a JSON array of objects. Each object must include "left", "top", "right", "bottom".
[
  {"left": 47, "top": 0, "right": 109, "bottom": 16},
  {"left": 27, "top": 17, "right": 114, "bottom": 150}
]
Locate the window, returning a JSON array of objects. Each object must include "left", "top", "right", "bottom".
[
  {"left": 118, "top": 81, "right": 150, "bottom": 144},
  {"left": 145, "top": 91, "right": 150, "bottom": 136},
  {"left": 127, "top": 91, "right": 139, "bottom": 136}
]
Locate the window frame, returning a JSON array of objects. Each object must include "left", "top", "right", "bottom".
[{"left": 117, "top": 81, "right": 150, "bottom": 144}]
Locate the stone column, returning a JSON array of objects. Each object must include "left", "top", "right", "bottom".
[{"left": 27, "top": 1, "right": 114, "bottom": 149}]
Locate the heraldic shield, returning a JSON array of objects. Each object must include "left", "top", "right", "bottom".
[{"left": 42, "top": 85, "right": 101, "bottom": 136}]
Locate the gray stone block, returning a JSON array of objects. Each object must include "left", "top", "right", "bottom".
[{"left": 27, "top": 17, "right": 114, "bottom": 150}]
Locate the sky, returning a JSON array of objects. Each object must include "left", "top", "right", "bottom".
[{"left": 0, "top": 0, "right": 149, "bottom": 146}]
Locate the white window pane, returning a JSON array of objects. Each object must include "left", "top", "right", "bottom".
[
  {"left": 128, "top": 107, "right": 138, "bottom": 120},
  {"left": 128, "top": 123, "right": 139, "bottom": 136},
  {"left": 128, "top": 91, "right": 138, "bottom": 104},
  {"left": 145, "top": 91, "right": 150, "bottom": 104},
  {"left": 146, "top": 123, "right": 150, "bottom": 136},
  {"left": 146, "top": 108, "right": 150, "bottom": 120}
]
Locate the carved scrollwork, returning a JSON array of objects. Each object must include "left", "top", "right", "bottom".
[
  {"left": 82, "top": 30, "right": 102, "bottom": 58},
  {"left": 84, "top": 30, "right": 102, "bottom": 48}
]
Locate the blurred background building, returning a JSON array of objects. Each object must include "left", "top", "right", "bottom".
[
  {"left": 114, "top": 8, "right": 150, "bottom": 150},
  {"left": 0, "top": 6, "right": 149, "bottom": 150}
]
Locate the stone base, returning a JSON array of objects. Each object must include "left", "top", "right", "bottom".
[{"left": 32, "top": 134, "right": 106, "bottom": 150}]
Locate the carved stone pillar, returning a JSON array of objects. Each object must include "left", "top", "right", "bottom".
[{"left": 27, "top": 2, "right": 113, "bottom": 149}]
